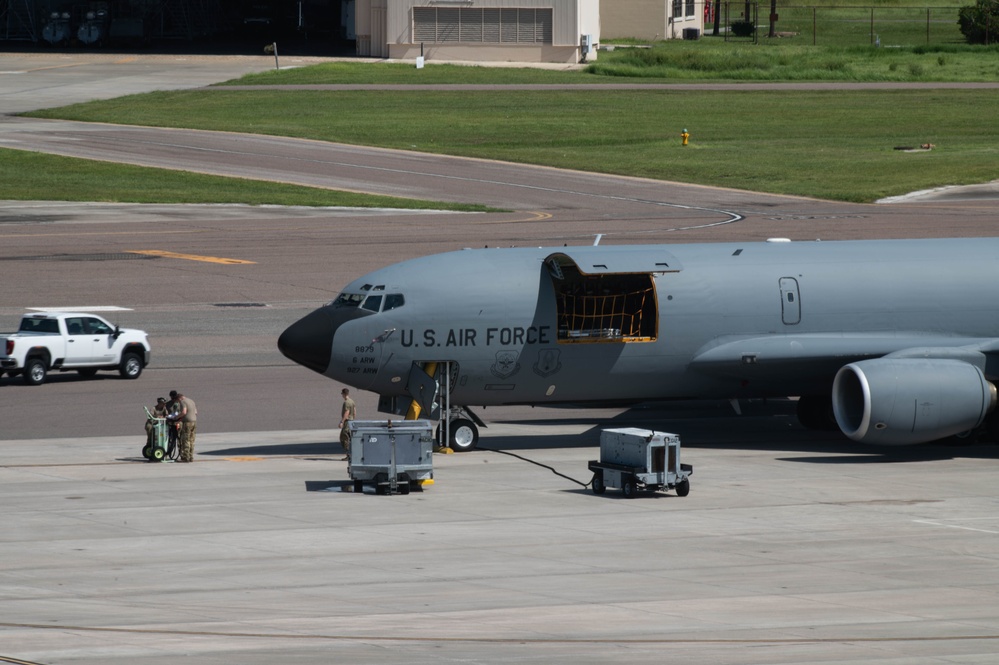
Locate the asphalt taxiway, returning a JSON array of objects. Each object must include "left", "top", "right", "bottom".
[{"left": 2, "top": 53, "right": 998, "bottom": 665}]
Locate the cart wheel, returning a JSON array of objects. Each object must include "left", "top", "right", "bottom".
[
  {"left": 621, "top": 477, "right": 637, "bottom": 499},
  {"left": 142, "top": 445, "right": 152, "bottom": 460},
  {"left": 591, "top": 471, "right": 605, "bottom": 495},
  {"left": 399, "top": 482, "right": 411, "bottom": 495},
  {"left": 152, "top": 448, "right": 165, "bottom": 461},
  {"left": 675, "top": 478, "right": 690, "bottom": 497},
  {"left": 353, "top": 479, "right": 364, "bottom": 494},
  {"left": 375, "top": 484, "right": 387, "bottom": 495}
]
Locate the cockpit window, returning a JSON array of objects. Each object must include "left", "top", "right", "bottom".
[
  {"left": 333, "top": 293, "right": 365, "bottom": 308},
  {"left": 334, "top": 291, "right": 403, "bottom": 313},
  {"left": 361, "top": 295, "right": 383, "bottom": 312}
]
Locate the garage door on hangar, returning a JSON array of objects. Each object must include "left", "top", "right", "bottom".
[{"left": 412, "top": 7, "right": 553, "bottom": 43}]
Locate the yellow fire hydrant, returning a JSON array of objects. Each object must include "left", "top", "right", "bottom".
[{"left": 681, "top": 129, "right": 690, "bottom": 146}]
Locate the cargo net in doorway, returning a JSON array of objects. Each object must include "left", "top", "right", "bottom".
[{"left": 552, "top": 270, "right": 658, "bottom": 343}]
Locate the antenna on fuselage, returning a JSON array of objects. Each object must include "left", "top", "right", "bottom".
[{"left": 593, "top": 234, "right": 603, "bottom": 246}]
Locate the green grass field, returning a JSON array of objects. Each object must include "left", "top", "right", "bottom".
[
  {"left": 0, "top": 148, "right": 493, "bottom": 211},
  {"left": 15, "top": 40, "right": 999, "bottom": 204},
  {"left": 229, "top": 40, "right": 999, "bottom": 84},
  {"left": 590, "top": 41, "right": 999, "bottom": 80},
  {"left": 25, "top": 85, "right": 999, "bottom": 203}
]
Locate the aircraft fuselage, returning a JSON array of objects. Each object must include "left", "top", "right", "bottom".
[{"left": 279, "top": 238, "right": 999, "bottom": 445}]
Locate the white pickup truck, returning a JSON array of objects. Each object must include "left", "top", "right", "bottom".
[{"left": 0, "top": 311, "right": 151, "bottom": 385}]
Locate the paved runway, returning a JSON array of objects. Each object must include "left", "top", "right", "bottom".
[{"left": 2, "top": 53, "right": 999, "bottom": 664}]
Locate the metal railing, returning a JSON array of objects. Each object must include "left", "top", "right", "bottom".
[{"left": 715, "top": 3, "right": 974, "bottom": 45}]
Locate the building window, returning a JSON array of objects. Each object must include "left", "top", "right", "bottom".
[
  {"left": 685, "top": 0, "right": 696, "bottom": 17},
  {"left": 672, "top": 0, "right": 683, "bottom": 19},
  {"left": 413, "top": 7, "right": 553, "bottom": 44}
]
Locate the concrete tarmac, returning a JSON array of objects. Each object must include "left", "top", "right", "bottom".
[
  {"left": 2, "top": 53, "right": 999, "bottom": 664},
  {"left": 4, "top": 407, "right": 999, "bottom": 664}
]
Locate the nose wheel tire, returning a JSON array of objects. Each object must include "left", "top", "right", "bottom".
[{"left": 439, "top": 418, "right": 479, "bottom": 452}]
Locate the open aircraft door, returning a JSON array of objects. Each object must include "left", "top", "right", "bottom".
[
  {"left": 401, "top": 361, "right": 482, "bottom": 451},
  {"left": 406, "top": 362, "right": 441, "bottom": 420},
  {"left": 544, "top": 248, "right": 682, "bottom": 344}
]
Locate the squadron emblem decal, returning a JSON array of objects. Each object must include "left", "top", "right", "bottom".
[
  {"left": 533, "top": 348, "right": 562, "bottom": 377},
  {"left": 491, "top": 350, "right": 521, "bottom": 379}
]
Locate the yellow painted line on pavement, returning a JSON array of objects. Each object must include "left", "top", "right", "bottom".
[
  {"left": 498, "top": 211, "right": 553, "bottom": 224},
  {"left": 8, "top": 57, "right": 137, "bottom": 74},
  {"left": 128, "top": 250, "right": 255, "bottom": 265},
  {"left": 11, "top": 63, "right": 87, "bottom": 73}
]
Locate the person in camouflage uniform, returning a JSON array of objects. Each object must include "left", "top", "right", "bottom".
[
  {"left": 169, "top": 391, "right": 198, "bottom": 463},
  {"left": 338, "top": 388, "right": 356, "bottom": 461}
]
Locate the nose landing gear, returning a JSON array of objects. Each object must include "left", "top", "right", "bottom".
[{"left": 437, "top": 415, "right": 480, "bottom": 453}]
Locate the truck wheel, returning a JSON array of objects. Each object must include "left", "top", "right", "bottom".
[
  {"left": 353, "top": 479, "right": 364, "bottom": 494},
  {"left": 118, "top": 352, "right": 142, "bottom": 379},
  {"left": 24, "top": 358, "right": 47, "bottom": 385},
  {"left": 622, "top": 478, "right": 637, "bottom": 499},
  {"left": 591, "top": 471, "right": 606, "bottom": 495},
  {"left": 676, "top": 478, "right": 690, "bottom": 497}
]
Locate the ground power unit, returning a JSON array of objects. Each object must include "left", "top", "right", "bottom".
[{"left": 589, "top": 428, "right": 692, "bottom": 498}]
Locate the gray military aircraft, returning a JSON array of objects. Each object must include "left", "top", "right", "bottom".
[{"left": 278, "top": 237, "right": 999, "bottom": 451}]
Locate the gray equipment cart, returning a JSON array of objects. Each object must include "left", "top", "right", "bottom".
[
  {"left": 348, "top": 420, "right": 434, "bottom": 495},
  {"left": 588, "top": 428, "right": 692, "bottom": 498}
]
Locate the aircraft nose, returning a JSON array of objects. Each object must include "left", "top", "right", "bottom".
[{"left": 278, "top": 308, "right": 334, "bottom": 374}]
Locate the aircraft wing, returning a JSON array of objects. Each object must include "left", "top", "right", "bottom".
[
  {"left": 690, "top": 333, "right": 999, "bottom": 445},
  {"left": 691, "top": 333, "right": 999, "bottom": 379}
]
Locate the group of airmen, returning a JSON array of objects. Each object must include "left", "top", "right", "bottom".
[
  {"left": 145, "top": 387, "right": 348, "bottom": 464},
  {"left": 145, "top": 390, "right": 198, "bottom": 462}
]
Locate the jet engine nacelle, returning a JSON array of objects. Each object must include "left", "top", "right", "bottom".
[{"left": 832, "top": 358, "right": 996, "bottom": 445}]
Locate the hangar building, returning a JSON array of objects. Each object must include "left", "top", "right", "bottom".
[
  {"left": 2, "top": 0, "right": 610, "bottom": 63},
  {"left": 355, "top": 0, "right": 600, "bottom": 63},
  {"left": 601, "top": 0, "right": 706, "bottom": 42}
]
